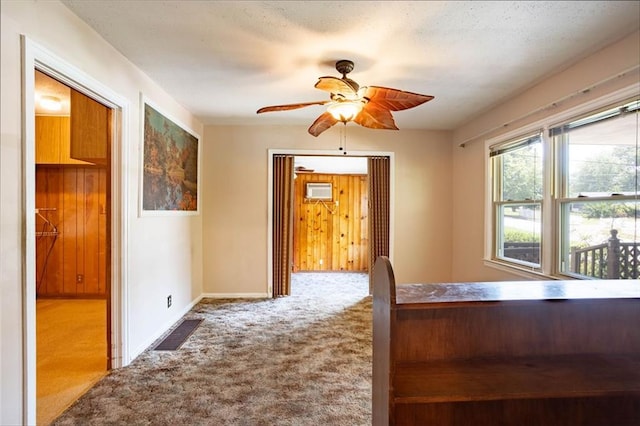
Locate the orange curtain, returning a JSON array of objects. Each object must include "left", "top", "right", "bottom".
[
  {"left": 272, "top": 155, "right": 294, "bottom": 297},
  {"left": 368, "top": 156, "right": 390, "bottom": 292}
]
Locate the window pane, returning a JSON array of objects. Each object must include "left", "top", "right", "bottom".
[
  {"left": 561, "top": 200, "right": 639, "bottom": 279},
  {"left": 500, "top": 142, "right": 543, "bottom": 201},
  {"left": 497, "top": 203, "right": 541, "bottom": 266},
  {"left": 567, "top": 113, "right": 639, "bottom": 198}
]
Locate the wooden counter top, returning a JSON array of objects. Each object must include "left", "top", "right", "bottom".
[{"left": 395, "top": 280, "right": 640, "bottom": 306}]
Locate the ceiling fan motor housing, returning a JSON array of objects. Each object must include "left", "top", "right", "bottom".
[{"left": 336, "top": 60, "right": 354, "bottom": 76}]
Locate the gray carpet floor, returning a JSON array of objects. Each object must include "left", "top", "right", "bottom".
[{"left": 52, "top": 272, "right": 372, "bottom": 425}]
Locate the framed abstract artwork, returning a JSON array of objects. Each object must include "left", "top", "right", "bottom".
[{"left": 140, "top": 98, "right": 200, "bottom": 215}]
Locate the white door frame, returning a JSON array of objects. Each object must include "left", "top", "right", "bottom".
[
  {"left": 21, "top": 36, "right": 130, "bottom": 425},
  {"left": 267, "top": 148, "right": 395, "bottom": 295}
]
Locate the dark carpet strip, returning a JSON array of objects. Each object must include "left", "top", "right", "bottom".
[{"left": 154, "top": 318, "right": 203, "bottom": 351}]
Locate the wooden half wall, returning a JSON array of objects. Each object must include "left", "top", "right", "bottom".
[{"left": 293, "top": 173, "right": 368, "bottom": 272}]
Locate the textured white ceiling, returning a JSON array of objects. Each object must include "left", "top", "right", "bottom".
[{"left": 58, "top": 1, "right": 639, "bottom": 132}]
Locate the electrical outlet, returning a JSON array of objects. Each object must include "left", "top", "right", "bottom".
[
  {"left": 76, "top": 274, "right": 84, "bottom": 283},
  {"left": 167, "top": 295, "right": 172, "bottom": 308}
]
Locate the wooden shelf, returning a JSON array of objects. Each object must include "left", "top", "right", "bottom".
[{"left": 394, "top": 354, "right": 640, "bottom": 403}]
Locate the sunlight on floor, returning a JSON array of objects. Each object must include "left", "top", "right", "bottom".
[{"left": 37, "top": 299, "right": 107, "bottom": 425}]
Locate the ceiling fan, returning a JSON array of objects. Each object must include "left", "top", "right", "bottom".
[{"left": 257, "top": 60, "right": 434, "bottom": 137}]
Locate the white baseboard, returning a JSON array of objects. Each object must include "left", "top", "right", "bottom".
[
  {"left": 200, "top": 292, "right": 270, "bottom": 299},
  {"left": 130, "top": 295, "right": 204, "bottom": 359},
  {"left": 129, "top": 292, "right": 270, "bottom": 360}
]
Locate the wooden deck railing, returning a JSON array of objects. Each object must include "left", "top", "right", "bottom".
[
  {"left": 571, "top": 229, "right": 640, "bottom": 279},
  {"left": 503, "top": 242, "right": 540, "bottom": 264}
]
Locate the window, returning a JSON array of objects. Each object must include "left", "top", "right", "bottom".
[
  {"left": 488, "top": 97, "right": 639, "bottom": 279},
  {"left": 553, "top": 99, "right": 639, "bottom": 279},
  {"left": 490, "top": 134, "right": 543, "bottom": 269}
]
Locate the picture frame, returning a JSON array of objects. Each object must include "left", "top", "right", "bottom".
[{"left": 140, "top": 96, "right": 201, "bottom": 216}]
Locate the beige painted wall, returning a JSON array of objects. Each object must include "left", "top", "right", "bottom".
[
  {"left": 202, "top": 125, "right": 453, "bottom": 293},
  {"left": 1, "top": 2, "right": 204, "bottom": 423},
  {"left": 450, "top": 30, "right": 640, "bottom": 282}
]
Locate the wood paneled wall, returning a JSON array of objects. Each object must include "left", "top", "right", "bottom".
[
  {"left": 35, "top": 166, "right": 107, "bottom": 298},
  {"left": 293, "top": 173, "right": 368, "bottom": 272}
]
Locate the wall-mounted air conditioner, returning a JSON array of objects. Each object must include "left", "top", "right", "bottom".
[{"left": 305, "top": 182, "right": 332, "bottom": 200}]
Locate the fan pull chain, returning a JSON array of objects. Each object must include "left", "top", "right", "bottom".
[{"left": 339, "top": 123, "right": 348, "bottom": 155}]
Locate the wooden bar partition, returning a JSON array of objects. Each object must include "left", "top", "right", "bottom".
[{"left": 372, "top": 256, "right": 640, "bottom": 425}]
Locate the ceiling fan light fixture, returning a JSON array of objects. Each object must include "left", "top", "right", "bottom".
[
  {"left": 327, "top": 100, "right": 363, "bottom": 122},
  {"left": 40, "top": 95, "right": 62, "bottom": 111},
  {"left": 257, "top": 59, "right": 434, "bottom": 136}
]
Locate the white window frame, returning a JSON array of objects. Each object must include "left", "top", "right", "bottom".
[
  {"left": 484, "top": 85, "right": 639, "bottom": 279},
  {"left": 490, "top": 133, "right": 545, "bottom": 271}
]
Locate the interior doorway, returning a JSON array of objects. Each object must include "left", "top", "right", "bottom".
[
  {"left": 22, "top": 37, "right": 128, "bottom": 425},
  {"left": 292, "top": 156, "right": 369, "bottom": 273},
  {"left": 34, "top": 69, "right": 111, "bottom": 424},
  {"left": 269, "top": 150, "right": 393, "bottom": 298}
]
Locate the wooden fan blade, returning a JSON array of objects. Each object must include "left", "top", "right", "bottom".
[
  {"left": 257, "top": 101, "right": 327, "bottom": 114},
  {"left": 314, "top": 77, "right": 358, "bottom": 96},
  {"left": 353, "top": 103, "right": 398, "bottom": 130},
  {"left": 361, "top": 86, "right": 434, "bottom": 111},
  {"left": 308, "top": 112, "right": 339, "bottom": 137}
]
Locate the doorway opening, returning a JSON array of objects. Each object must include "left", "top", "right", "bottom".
[
  {"left": 291, "top": 155, "right": 369, "bottom": 297},
  {"left": 34, "top": 69, "right": 111, "bottom": 424},
  {"left": 292, "top": 156, "right": 369, "bottom": 273},
  {"left": 269, "top": 149, "right": 393, "bottom": 298},
  {"left": 23, "top": 37, "right": 127, "bottom": 426}
]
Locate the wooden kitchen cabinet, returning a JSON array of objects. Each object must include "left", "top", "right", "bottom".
[
  {"left": 70, "top": 88, "right": 109, "bottom": 165},
  {"left": 35, "top": 116, "right": 92, "bottom": 165}
]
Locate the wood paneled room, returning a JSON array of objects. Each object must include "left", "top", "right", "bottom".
[
  {"left": 292, "top": 157, "right": 369, "bottom": 273},
  {"left": 34, "top": 70, "right": 110, "bottom": 424}
]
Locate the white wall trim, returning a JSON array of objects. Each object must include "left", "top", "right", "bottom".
[
  {"left": 130, "top": 295, "right": 204, "bottom": 358},
  {"left": 483, "top": 259, "right": 561, "bottom": 281},
  {"left": 267, "top": 148, "right": 395, "bottom": 296},
  {"left": 20, "top": 36, "right": 38, "bottom": 426},
  {"left": 130, "top": 292, "right": 268, "bottom": 358},
  {"left": 21, "top": 36, "right": 130, "bottom": 425},
  {"left": 201, "top": 293, "right": 270, "bottom": 299}
]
